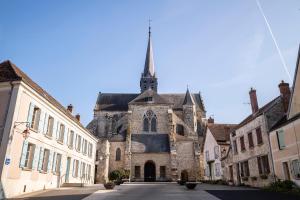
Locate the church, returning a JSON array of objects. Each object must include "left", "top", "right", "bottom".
[{"left": 87, "top": 27, "right": 206, "bottom": 182}]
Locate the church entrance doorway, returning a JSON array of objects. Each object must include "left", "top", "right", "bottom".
[{"left": 144, "top": 160, "right": 156, "bottom": 182}]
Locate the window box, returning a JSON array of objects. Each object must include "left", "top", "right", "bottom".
[
  {"left": 242, "top": 177, "right": 249, "bottom": 181},
  {"left": 250, "top": 176, "right": 257, "bottom": 181},
  {"left": 260, "top": 174, "right": 268, "bottom": 179},
  {"left": 57, "top": 140, "right": 64, "bottom": 145}
]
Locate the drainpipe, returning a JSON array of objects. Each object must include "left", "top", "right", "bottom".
[{"left": 264, "top": 114, "right": 277, "bottom": 183}]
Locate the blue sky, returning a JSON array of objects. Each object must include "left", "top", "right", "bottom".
[{"left": 1, "top": 0, "right": 300, "bottom": 126}]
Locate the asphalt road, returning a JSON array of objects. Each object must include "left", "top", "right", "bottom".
[{"left": 9, "top": 183, "right": 299, "bottom": 200}]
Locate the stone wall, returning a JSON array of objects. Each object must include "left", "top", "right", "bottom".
[
  {"left": 176, "top": 141, "right": 197, "bottom": 180},
  {"left": 108, "top": 141, "right": 126, "bottom": 173}
]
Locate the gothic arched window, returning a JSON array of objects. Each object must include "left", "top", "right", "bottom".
[
  {"left": 143, "top": 110, "right": 157, "bottom": 132},
  {"left": 116, "top": 148, "right": 121, "bottom": 161},
  {"left": 151, "top": 117, "right": 157, "bottom": 132},
  {"left": 143, "top": 118, "right": 149, "bottom": 132}
]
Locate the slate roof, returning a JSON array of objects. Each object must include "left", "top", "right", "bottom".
[
  {"left": 95, "top": 92, "right": 205, "bottom": 112},
  {"left": 235, "top": 96, "right": 281, "bottom": 130},
  {"left": 208, "top": 123, "right": 237, "bottom": 144},
  {"left": 131, "top": 134, "right": 170, "bottom": 153},
  {"left": 183, "top": 89, "right": 195, "bottom": 105},
  {"left": 0, "top": 60, "right": 95, "bottom": 136}
]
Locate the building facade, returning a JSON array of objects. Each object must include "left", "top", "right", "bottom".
[
  {"left": 87, "top": 28, "right": 206, "bottom": 182},
  {"left": 0, "top": 61, "right": 98, "bottom": 198},
  {"left": 269, "top": 49, "right": 300, "bottom": 186},
  {"left": 202, "top": 119, "right": 236, "bottom": 180},
  {"left": 223, "top": 84, "right": 289, "bottom": 187}
]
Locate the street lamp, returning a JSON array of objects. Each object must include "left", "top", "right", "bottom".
[{"left": 14, "top": 122, "right": 30, "bottom": 139}]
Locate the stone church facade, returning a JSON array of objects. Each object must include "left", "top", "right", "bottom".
[{"left": 87, "top": 28, "right": 206, "bottom": 182}]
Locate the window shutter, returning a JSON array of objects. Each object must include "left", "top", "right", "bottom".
[
  {"left": 32, "top": 145, "right": 40, "bottom": 170},
  {"left": 38, "top": 147, "right": 44, "bottom": 171},
  {"left": 55, "top": 122, "right": 60, "bottom": 140},
  {"left": 47, "top": 151, "right": 53, "bottom": 173},
  {"left": 78, "top": 161, "right": 81, "bottom": 178},
  {"left": 72, "top": 159, "right": 75, "bottom": 177},
  {"left": 59, "top": 155, "right": 63, "bottom": 175},
  {"left": 277, "top": 130, "right": 285, "bottom": 150},
  {"left": 64, "top": 127, "right": 68, "bottom": 145},
  {"left": 52, "top": 152, "right": 57, "bottom": 172},
  {"left": 19, "top": 140, "right": 29, "bottom": 168},
  {"left": 38, "top": 111, "right": 45, "bottom": 133},
  {"left": 257, "top": 157, "right": 262, "bottom": 174},
  {"left": 43, "top": 113, "right": 49, "bottom": 134},
  {"left": 27, "top": 103, "right": 35, "bottom": 127}
]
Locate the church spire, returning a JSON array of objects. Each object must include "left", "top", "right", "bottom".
[
  {"left": 183, "top": 87, "right": 195, "bottom": 105},
  {"left": 143, "top": 22, "right": 155, "bottom": 77},
  {"left": 140, "top": 22, "right": 158, "bottom": 93}
]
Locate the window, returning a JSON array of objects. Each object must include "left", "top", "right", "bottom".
[
  {"left": 160, "top": 166, "right": 166, "bottom": 178},
  {"left": 205, "top": 150, "right": 210, "bottom": 161},
  {"left": 52, "top": 153, "right": 62, "bottom": 174},
  {"left": 276, "top": 129, "right": 285, "bottom": 150},
  {"left": 75, "top": 135, "right": 82, "bottom": 152},
  {"left": 176, "top": 124, "right": 184, "bottom": 136},
  {"left": 87, "top": 164, "right": 92, "bottom": 180},
  {"left": 151, "top": 117, "right": 157, "bottom": 132},
  {"left": 143, "top": 110, "right": 157, "bottom": 132},
  {"left": 240, "top": 136, "right": 246, "bottom": 151},
  {"left": 291, "top": 159, "right": 300, "bottom": 179},
  {"left": 81, "top": 162, "right": 86, "bottom": 178},
  {"left": 240, "top": 161, "right": 250, "bottom": 177},
  {"left": 248, "top": 132, "right": 254, "bottom": 148},
  {"left": 82, "top": 139, "right": 87, "bottom": 155},
  {"left": 257, "top": 155, "right": 270, "bottom": 175},
  {"left": 58, "top": 124, "right": 65, "bottom": 143},
  {"left": 46, "top": 116, "right": 54, "bottom": 137},
  {"left": 88, "top": 143, "right": 93, "bottom": 158},
  {"left": 256, "top": 127, "right": 263, "bottom": 145},
  {"left": 68, "top": 131, "right": 74, "bottom": 148},
  {"left": 143, "top": 118, "right": 149, "bottom": 132},
  {"left": 233, "top": 140, "right": 238, "bottom": 154},
  {"left": 215, "top": 163, "right": 221, "bottom": 177},
  {"left": 41, "top": 149, "right": 50, "bottom": 172},
  {"left": 135, "top": 166, "right": 141, "bottom": 178},
  {"left": 116, "top": 148, "right": 121, "bottom": 161},
  {"left": 31, "top": 106, "right": 41, "bottom": 130},
  {"left": 214, "top": 146, "right": 220, "bottom": 159},
  {"left": 21, "top": 142, "right": 36, "bottom": 169},
  {"left": 73, "top": 159, "right": 79, "bottom": 178}
]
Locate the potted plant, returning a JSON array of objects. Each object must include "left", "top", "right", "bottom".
[
  {"left": 185, "top": 182, "right": 198, "bottom": 189},
  {"left": 242, "top": 177, "right": 248, "bottom": 181},
  {"left": 104, "top": 181, "right": 115, "bottom": 190},
  {"left": 251, "top": 176, "right": 257, "bottom": 181},
  {"left": 260, "top": 174, "right": 268, "bottom": 179},
  {"left": 109, "top": 170, "right": 123, "bottom": 185}
]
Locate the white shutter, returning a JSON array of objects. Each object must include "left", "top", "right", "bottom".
[
  {"left": 32, "top": 145, "right": 40, "bottom": 170},
  {"left": 43, "top": 113, "right": 49, "bottom": 134},
  {"left": 38, "top": 111, "right": 45, "bottom": 133},
  {"left": 19, "top": 140, "right": 29, "bottom": 168},
  {"left": 56, "top": 122, "right": 60, "bottom": 140},
  {"left": 27, "top": 103, "right": 35, "bottom": 127},
  {"left": 37, "top": 147, "right": 44, "bottom": 171}
]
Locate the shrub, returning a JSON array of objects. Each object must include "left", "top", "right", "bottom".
[
  {"left": 265, "top": 180, "right": 299, "bottom": 193},
  {"left": 109, "top": 169, "right": 130, "bottom": 181}
]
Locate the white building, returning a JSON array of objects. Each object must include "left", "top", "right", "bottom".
[
  {"left": 203, "top": 118, "right": 236, "bottom": 180},
  {"left": 0, "top": 61, "right": 98, "bottom": 198}
]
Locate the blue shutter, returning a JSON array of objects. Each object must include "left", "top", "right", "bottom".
[
  {"left": 38, "top": 147, "right": 44, "bottom": 171},
  {"left": 64, "top": 127, "right": 68, "bottom": 144},
  {"left": 47, "top": 151, "right": 53, "bottom": 173},
  {"left": 38, "top": 111, "right": 45, "bottom": 133},
  {"left": 43, "top": 113, "right": 49, "bottom": 134},
  {"left": 32, "top": 145, "right": 39, "bottom": 170},
  {"left": 27, "top": 103, "right": 35, "bottom": 127},
  {"left": 52, "top": 152, "right": 57, "bottom": 172},
  {"left": 19, "top": 140, "right": 29, "bottom": 168}
]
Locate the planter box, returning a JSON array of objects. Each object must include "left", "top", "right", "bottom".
[
  {"left": 104, "top": 182, "right": 115, "bottom": 190},
  {"left": 185, "top": 182, "right": 197, "bottom": 190},
  {"left": 251, "top": 177, "right": 257, "bottom": 181},
  {"left": 260, "top": 174, "right": 268, "bottom": 179},
  {"left": 242, "top": 177, "right": 249, "bottom": 181}
]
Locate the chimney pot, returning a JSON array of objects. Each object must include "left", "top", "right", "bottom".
[
  {"left": 278, "top": 80, "right": 291, "bottom": 113},
  {"left": 67, "top": 104, "right": 73, "bottom": 113},
  {"left": 249, "top": 87, "right": 259, "bottom": 114},
  {"left": 75, "top": 114, "right": 80, "bottom": 121}
]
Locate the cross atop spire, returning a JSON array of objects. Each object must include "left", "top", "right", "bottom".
[{"left": 148, "top": 19, "right": 152, "bottom": 37}]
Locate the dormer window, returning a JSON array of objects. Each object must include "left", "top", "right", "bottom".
[{"left": 144, "top": 97, "right": 153, "bottom": 102}]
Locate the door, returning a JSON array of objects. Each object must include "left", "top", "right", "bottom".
[
  {"left": 283, "top": 162, "right": 291, "bottom": 180},
  {"left": 65, "top": 157, "right": 71, "bottom": 183},
  {"left": 144, "top": 161, "right": 156, "bottom": 182},
  {"left": 236, "top": 163, "right": 241, "bottom": 185},
  {"left": 229, "top": 165, "right": 234, "bottom": 181}
]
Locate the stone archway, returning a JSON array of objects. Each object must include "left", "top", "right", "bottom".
[{"left": 144, "top": 160, "right": 156, "bottom": 182}]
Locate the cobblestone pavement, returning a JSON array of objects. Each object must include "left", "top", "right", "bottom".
[{"left": 9, "top": 183, "right": 299, "bottom": 200}]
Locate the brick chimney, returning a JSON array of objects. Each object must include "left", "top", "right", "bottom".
[
  {"left": 67, "top": 104, "right": 73, "bottom": 113},
  {"left": 75, "top": 114, "right": 80, "bottom": 121},
  {"left": 249, "top": 87, "right": 259, "bottom": 114},
  {"left": 208, "top": 116, "right": 214, "bottom": 124},
  {"left": 278, "top": 80, "right": 291, "bottom": 113}
]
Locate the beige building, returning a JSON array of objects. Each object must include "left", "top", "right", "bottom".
[
  {"left": 87, "top": 28, "right": 206, "bottom": 182},
  {"left": 202, "top": 118, "right": 236, "bottom": 180},
  {"left": 269, "top": 49, "right": 300, "bottom": 186},
  {"left": 223, "top": 83, "right": 289, "bottom": 187},
  {"left": 0, "top": 61, "right": 98, "bottom": 198}
]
